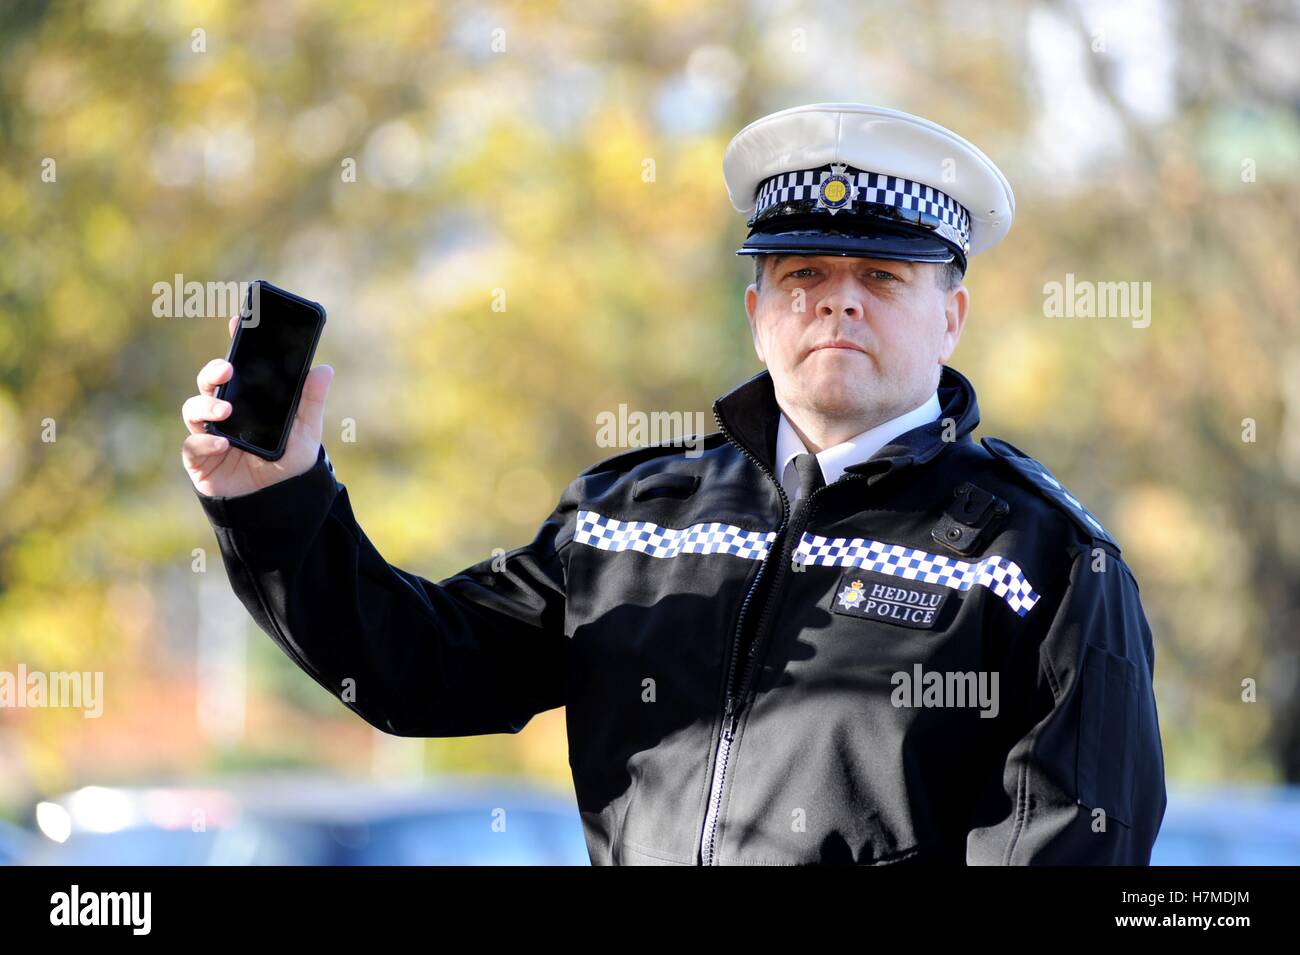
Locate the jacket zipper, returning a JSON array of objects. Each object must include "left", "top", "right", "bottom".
[
  {"left": 697, "top": 416, "right": 883, "bottom": 864},
  {"left": 694, "top": 395, "right": 934, "bottom": 862},
  {"left": 698, "top": 407, "right": 791, "bottom": 866}
]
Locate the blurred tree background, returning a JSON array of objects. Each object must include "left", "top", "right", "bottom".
[{"left": 1, "top": 0, "right": 1298, "bottom": 818}]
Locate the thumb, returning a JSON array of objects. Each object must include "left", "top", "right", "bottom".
[{"left": 297, "top": 363, "right": 334, "bottom": 438}]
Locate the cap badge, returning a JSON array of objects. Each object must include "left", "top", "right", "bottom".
[{"left": 816, "top": 163, "right": 854, "bottom": 215}]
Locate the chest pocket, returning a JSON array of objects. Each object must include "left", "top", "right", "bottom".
[{"left": 631, "top": 472, "right": 700, "bottom": 501}]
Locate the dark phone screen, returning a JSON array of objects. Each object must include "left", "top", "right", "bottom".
[{"left": 214, "top": 284, "right": 323, "bottom": 454}]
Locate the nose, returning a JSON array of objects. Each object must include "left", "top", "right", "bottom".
[{"left": 816, "top": 272, "right": 864, "bottom": 322}]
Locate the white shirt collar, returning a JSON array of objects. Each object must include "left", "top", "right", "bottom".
[{"left": 775, "top": 390, "right": 942, "bottom": 501}]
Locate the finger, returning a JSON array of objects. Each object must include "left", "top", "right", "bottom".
[
  {"left": 197, "top": 358, "right": 233, "bottom": 397},
  {"left": 182, "top": 431, "right": 230, "bottom": 468},
  {"left": 182, "top": 394, "right": 232, "bottom": 435},
  {"left": 228, "top": 314, "right": 239, "bottom": 338},
  {"left": 295, "top": 364, "right": 335, "bottom": 438}
]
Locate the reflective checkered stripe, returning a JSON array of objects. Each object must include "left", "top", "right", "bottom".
[
  {"left": 1031, "top": 465, "right": 1108, "bottom": 535},
  {"left": 753, "top": 166, "right": 971, "bottom": 249},
  {"left": 794, "top": 534, "right": 1040, "bottom": 617},
  {"left": 574, "top": 510, "right": 776, "bottom": 561},
  {"left": 573, "top": 511, "right": 1039, "bottom": 617}
]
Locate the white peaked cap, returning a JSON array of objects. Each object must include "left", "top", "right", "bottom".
[{"left": 723, "top": 103, "right": 1016, "bottom": 262}]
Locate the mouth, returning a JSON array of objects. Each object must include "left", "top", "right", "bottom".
[{"left": 809, "top": 340, "right": 868, "bottom": 355}]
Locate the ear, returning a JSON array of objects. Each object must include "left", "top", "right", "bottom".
[
  {"left": 938, "top": 284, "right": 969, "bottom": 364},
  {"left": 745, "top": 283, "right": 766, "bottom": 363}
]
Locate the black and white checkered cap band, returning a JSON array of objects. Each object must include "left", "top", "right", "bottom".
[
  {"left": 753, "top": 166, "right": 971, "bottom": 251},
  {"left": 574, "top": 510, "right": 1039, "bottom": 617}
]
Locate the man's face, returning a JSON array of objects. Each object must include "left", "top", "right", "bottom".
[{"left": 744, "top": 254, "right": 969, "bottom": 425}]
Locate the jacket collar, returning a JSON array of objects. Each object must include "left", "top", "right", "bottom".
[{"left": 711, "top": 365, "right": 981, "bottom": 484}]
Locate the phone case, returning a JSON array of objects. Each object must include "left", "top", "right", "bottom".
[{"left": 204, "top": 279, "right": 327, "bottom": 461}]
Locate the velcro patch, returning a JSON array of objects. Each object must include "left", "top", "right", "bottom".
[{"left": 830, "top": 569, "right": 952, "bottom": 630}]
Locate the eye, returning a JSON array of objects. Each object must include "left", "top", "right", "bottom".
[
  {"left": 787, "top": 267, "right": 817, "bottom": 279},
  {"left": 868, "top": 269, "right": 900, "bottom": 282}
]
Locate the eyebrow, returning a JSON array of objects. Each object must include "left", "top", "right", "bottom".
[{"left": 770, "top": 255, "right": 910, "bottom": 273}]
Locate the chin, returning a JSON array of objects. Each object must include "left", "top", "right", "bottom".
[{"left": 800, "top": 376, "right": 871, "bottom": 416}]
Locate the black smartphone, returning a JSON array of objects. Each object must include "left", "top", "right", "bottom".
[{"left": 205, "top": 280, "right": 327, "bottom": 461}]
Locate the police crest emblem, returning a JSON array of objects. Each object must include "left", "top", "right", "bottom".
[
  {"left": 836, "top": 579, "right": 867, "bottom": 610},
  {"left": 816, "top": 162, "right": 854, "bottom": 214}
]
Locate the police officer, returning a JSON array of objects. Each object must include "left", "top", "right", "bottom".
[{"left": 181, "top": 103, "right": 1167, "bottom": 865}]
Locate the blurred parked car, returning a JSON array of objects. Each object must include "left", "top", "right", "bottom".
[
  {"left": 22, "top": 778, "right": 1300, "bottom": 865},
  {"left": 23, "top": 773, "right": 590, "bottom": 865},
  {"left": 1151, "top": 786, "right": 1300, "bottom": 865},
  {"left": 0, "top": 820, "right": 36, "bottom": 865}
]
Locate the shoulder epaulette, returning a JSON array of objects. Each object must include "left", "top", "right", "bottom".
[{"left": 980, "top": 436, "right": 1121, "bottom": 552}]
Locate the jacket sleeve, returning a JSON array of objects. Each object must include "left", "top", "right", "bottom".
[
  {"left": 965, "top": 548, "right": 1168, "bottom": 864},
  {"left": 194, "top": 445, "right": 580, "bottom": 738}
]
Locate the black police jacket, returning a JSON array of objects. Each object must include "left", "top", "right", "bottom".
[{"left": 195, "top": 364, "right": 1167, "bottom": 865}]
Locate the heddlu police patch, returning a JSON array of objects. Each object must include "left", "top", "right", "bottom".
[{"left": 831, "top": 569, "right": 952, "bottom": 630}]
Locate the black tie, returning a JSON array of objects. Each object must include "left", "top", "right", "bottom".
[{"left": 793, "top": 452, "right": 825, "bottom": 502}]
